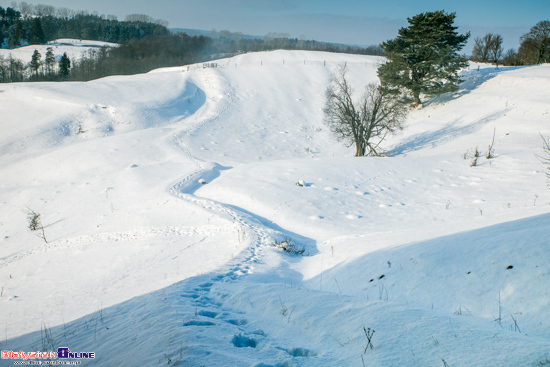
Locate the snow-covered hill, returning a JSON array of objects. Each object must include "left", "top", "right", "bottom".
[
  {"left": 0, "top": 39, "right": 117, "bottom": 63},
  {"left": 1, "top": 50, "right": 549, "bottom": 366}
]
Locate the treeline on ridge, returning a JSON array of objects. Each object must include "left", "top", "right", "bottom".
[
  {"left": 68, "top": 32, "right": 383, "bottom": 81},
  {"left": 0, "top": 3, "right": 384, "bottom": 83},
  {"left": 0, "top": 6, "right": 168, "bottom": 47},
  {"left": 469, "top": 21, "right": 550, "bottom": 67}
]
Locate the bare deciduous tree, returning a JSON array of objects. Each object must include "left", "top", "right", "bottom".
[
  {"left": 520, "top": 20, "right": 550, "bottom": 64},
  {"left": 503, "top": 48, "right": 519, "bottom": 66},
  {"left": 324, "top": 64, "right": 406, "bottom": 157},
  {"left": 34, "top": 4, "right": 55, "bottom": 16},
  {"left": 472, "top": 33, "right": 503, "bottom": 67},
  {"left": 488, "top": 34, "right": 503, "bottom": 68},
  {"left": 472, "top": 36, "right": 490, "bottom": 62}
]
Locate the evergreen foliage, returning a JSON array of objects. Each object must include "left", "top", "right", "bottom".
[
  {"left": 7, "top": 20, "right": 24, "bottom": 48},
  {"left": 44, "top": 47, "right": 55, "bottom": 76},
  {"left": 29, "top": 49, "right": 41, "bottom": 77},
  {"left": 58, "top": 52, "right": 70, "bottom": 78},
  {"left": 377, "top": 10, "right": 470, "bottom": 107},
  {"left": 0, "top": 6, "right": 169, "bottom": 48},
  {"left": 29, "top": 17, "right": 46, "bottom": 44}
]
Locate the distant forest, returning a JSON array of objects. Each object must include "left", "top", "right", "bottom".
[{"left": 0, "top": 4, "right": 384, "bottom": 83}]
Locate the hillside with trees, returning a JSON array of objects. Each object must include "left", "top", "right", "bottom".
[
  {"left": 471, "top": 20, "right": 549, "bottom": 67},
  {"left": 2, "top": 2, "right": 548, "bottom": 84},
  {"left": 0, "top": 6, "right": 168, "bottom": 48},
  {"left": 0, "top": 3, "right": 383, "bottom": 83}
]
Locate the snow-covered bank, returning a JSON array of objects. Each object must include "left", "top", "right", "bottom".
[{"left": 5, "top": 213, "right": 549, "bottom": 366}]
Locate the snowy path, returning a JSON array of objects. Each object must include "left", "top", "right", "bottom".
[{"left": 161, "top": 68, "right": 326, "bottom": 364}]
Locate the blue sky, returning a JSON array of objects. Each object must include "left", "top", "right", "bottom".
[{"left": 2, "top": 0, "right": 548, "bottom": 53}]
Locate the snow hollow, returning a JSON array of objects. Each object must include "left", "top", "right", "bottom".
[{"left": 1, "top": 50, "right": 549, "bottom": 366}]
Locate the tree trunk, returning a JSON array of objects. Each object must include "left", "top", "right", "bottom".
[
  {"left": 355, "top": 144, "right": 362, "bottom": 157},
  {"left": 413, "top": 92, "right": 422, "bottom": 107},
  {"left": 355, "top": 142, "right": 365, "bottom": 157}
]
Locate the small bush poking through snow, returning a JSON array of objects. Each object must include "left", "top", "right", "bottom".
[
  {"left": 271, "top": 237, "right": 306, "bottom": 255},
  {"left": 470, "top": 147, "right": 481, "bottom": 167},
  {"left": 486, "top": 127, "right": 496, "bottom": 159},
  {"left": 25, "top": 207, "right": 47, "bottom": 243},
  {"left": 538, "top": 134, "right": 550, "bottom": 186},
  {"left": 362, "top": 326, "right": 375, "bottom": 352}
]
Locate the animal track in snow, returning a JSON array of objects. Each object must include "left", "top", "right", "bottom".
[
  {"left": 197, "top": 310, "right": 219, "bottom": 318},
  {"left": 231, "top": 333, "right": 260, "bottom": 348},
  {"left": 281, "top": 347, "right": 317, "bottom": 357},
  {"left": 183, "top": 320, "right": 216, "bottom": 327}
]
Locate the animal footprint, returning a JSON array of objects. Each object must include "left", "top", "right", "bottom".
[{"left": 231, "top": 333, "right": 259, "bottom": 348}]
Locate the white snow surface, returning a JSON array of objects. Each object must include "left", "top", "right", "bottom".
[
  {"left": 0, "top": 39, "right": 117, "bottom": 63},
  {"left": 1, "top": 50, "right": 549, "bottom": 366}
]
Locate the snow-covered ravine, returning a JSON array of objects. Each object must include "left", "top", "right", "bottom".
[{"left": 1, "top": 50, "right": 549, "bottom": 366}]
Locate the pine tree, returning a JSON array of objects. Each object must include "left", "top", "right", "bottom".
[
  {"left": 378, "top": 11, "right": 470, "bottom": 107},
  {"left": 30, "top": 49, "right": 42, "bottom": 78},
  {"left": 59, "top": 52, "right": 71, "bottom": 79},
  {"left": 45, "top": 47, "right": 55, "bottom": 78}
]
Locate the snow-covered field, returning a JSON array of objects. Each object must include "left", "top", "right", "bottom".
[
  {"left": 0, "top": 39, "right": 117, "bottom": 63},
  {"left": 0, "top": 50, "right": 549, "bottom": 366}
]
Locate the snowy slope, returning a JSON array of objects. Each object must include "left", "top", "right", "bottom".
[
  {"left": 0, "top": 39, "right": 117, "bottom": 64},
  {"left": 1, "top": 51, "right": 549, "bottom": 366}
]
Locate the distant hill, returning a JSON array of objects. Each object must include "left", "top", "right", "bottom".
[
  {"left": 170, "top": 28, "right": 262, "bottom": 40},
  {"left": 169, "top": 28, "right": 384, "bottom": 56}
]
